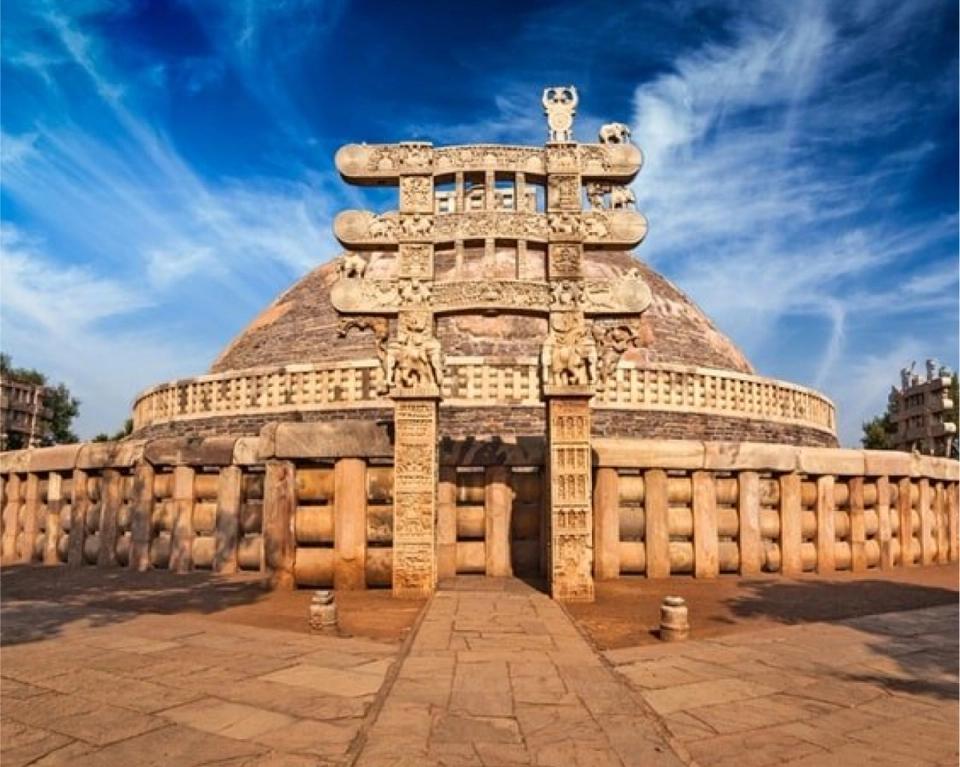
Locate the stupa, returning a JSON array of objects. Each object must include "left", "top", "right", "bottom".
[{"left": 1, "top": 88, "right": 956, "bottom": 602}]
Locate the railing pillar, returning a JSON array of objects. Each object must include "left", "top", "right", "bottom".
[
  {"left": 334, "top": 458, "right": 367, "bottom": 590},
  {"left": 213, "top": 465, "right": 242, "bottom": 574},
  {"left": 738, "top": 471, "right": 761, "bottom": 575},
  {"left": 169, "top": 465, "right": 196, "bottom": 573},
  {"left": 644, "top": 469, "right": 669, "bottom": 578},
  {"left": 693, "top": 471, "right": 718, "bottom": 578},
  {"left": 130, "top": 462, "right": 154, "bottom": 572},
  {"left": 484, "top": 465, "right": 512, "bottom": 577},
  {"left": 263, "top": 461, "right": 296, "bottom": 588},
  {"left": 593, "top": 467, "right": 620, "bottom": 580},
  {"left": 815, "top": 476, "right": 835, "bottom": 574},
  {"left": 779, "top": 473, "right": 802, "bottom": 575},
  {"left": 848, "top": 477, "right": 866, "bottom": 572}
]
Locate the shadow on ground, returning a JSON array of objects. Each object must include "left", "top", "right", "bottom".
[
  {"left": 0, "top": 565, "right": 270, "bottom": 646},
  {"left": 724, "top": 577, "right": 960, "bottom": 701}
]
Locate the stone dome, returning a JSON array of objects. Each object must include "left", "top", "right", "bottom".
[
  {"left": 130, "top": 244, "right": 835, "bottom": 447},
  {"left": 211, "top": 248, "right": 753, "bottom": 376}
]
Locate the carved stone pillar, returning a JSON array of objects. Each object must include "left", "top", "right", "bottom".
[
  {"left": 392, "top": 393, "right": 439, "bottom": 598},
  {"left": 545, "top": 390, "right": 595, "bottom": 601}
]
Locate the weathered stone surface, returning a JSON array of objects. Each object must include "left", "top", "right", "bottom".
[{"left": 274, "top": 420, "right": 393, "bottom": 459}]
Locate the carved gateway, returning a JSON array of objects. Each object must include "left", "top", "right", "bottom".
[
  {"left": 330, "top": 275, "right": 653, "bottom": 315},
  {"left": 330, "top": 86, "right": 654, "bottom": 601}
]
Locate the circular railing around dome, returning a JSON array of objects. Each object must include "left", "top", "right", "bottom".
[{"left": 132, "top": 359, "right": 836, "bottom": 436}]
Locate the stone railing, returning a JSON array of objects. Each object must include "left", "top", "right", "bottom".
[
  {"left": 132, "top": 360, "right": 836, "bottom": 435},
  {"left": 591, "top": 440, "right": 959, "bottom": 579},
  {"left": 1, "top": 431, "right": 956, "bottom": 592},
  {"left": 595, "top": 363, "right": 836, "bottom": 434}
]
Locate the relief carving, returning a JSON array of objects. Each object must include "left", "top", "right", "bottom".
[
  {"left": 549, "top": 244, "right": 582, "bottom": 278},
  {"left": 337, "top": 316, "right": 390, "bottom": 394},
  {"left": 398, "top": 244, "right": 433, "bottom": 278},
  {"left": 548, "top": 175, "right": 581, "bottom": 210},
  {"left": 585, "top": 183, "right": 607, "bottom": 211},
  {"left": 591, "top": 321, "right": 646, "bottom": 391},
  {"left": 336, "top": 252, "right": 368, "bottom": 279},
  {"left": 387, "top": 312, "right": 443, "bottom": 392},
  {"left": 399, "top": 214, "right": 434, "bottom": 239},
  {"left": 400, "top": 175, "right": 433, "bottom": 212},
  {"left": 541, "top": 312, "right": 597, "bottom": 388}
]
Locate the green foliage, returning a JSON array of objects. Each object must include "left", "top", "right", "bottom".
[
  {"left": 1, "top": 354, "right": 80, "bottom": 446},
  {"left": 861, "top": 413, "right": 893, "bottom": 449},
  {"left": 92, "top": 418, "right": 133, "bottom": 443}
]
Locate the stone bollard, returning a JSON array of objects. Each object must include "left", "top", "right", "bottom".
[
  {"left": 659, "top": 596, "right": 689, "bottom": 642},
  {"left": 309, "top": 590, "right": 338, "bottom": 633}
]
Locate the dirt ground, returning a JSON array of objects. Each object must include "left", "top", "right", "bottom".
[
  {"left": 566, "top": 563, "right": 960, "bottom": 649},
  {"left": 0, "top": 566, "right": 423, "bottom": 644}
]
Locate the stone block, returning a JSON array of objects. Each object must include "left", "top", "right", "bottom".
[
  {"left": 863, "top": 450, "right": 912, "bottom": 477},
  {"left": 593, "top": 438, "right": 705, "bottom": 469},
  {"left": 703, "top": 441, "right": 798, "bottom": 472},
  {"left": 275, "top": 421, "right": 393, "bottom": 459},
  {"left": 28, "top": 444, "right": 82, "bottom": 473},
  {"left": 76, "top": 439, "right": 146, "bottom": 469},
  {"left": 797, "top": 447, "right": 864, "bottom": 476},
  {"left": 232, "top": 436, "right": 260, "bottom": 465}
]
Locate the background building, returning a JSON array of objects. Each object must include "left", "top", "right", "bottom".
[
  {"left": 889, "top": 360, "right": 957, "bottom": 457},
  {"left": 0, "top": 377, "right": 52, "bottom": 450}
]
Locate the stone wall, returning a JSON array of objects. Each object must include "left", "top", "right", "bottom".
[
  {"left": 592, "top": 410, "right": 838, "bottom": 448},
  {"left": 2, "top": 426, "right": 955, "bottom": 594}
]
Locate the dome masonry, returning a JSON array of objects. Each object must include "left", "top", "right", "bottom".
[{"left": 131, "top": 87, "right": 836, "bottom": 449}]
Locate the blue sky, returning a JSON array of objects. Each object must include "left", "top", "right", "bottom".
[{"left": 1, "top": 0, "right": 957, "bottom": 445}]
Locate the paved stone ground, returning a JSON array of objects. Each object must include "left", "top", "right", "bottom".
[
  {"left": 606, "top": 603, "right": 959, "bottom": 767},
  {"left": 2, "top": 579, "right": 957, "bottom": 766},
  {"left": 1, "top": 601, "right": 399, "bottom": 766},
  {"left": 353, "top": 578, "right": 682, "bottom": 766}
]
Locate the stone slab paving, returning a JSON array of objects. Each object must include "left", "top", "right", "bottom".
[
  {"left": 0, "top": 599, "right": 399, "bottom": 766},
  {"left": 605, "top": 603, "right": 959, "bottom": 767},
  {"left": 353, "top": 578, "right": 684, "bottom": 767}
]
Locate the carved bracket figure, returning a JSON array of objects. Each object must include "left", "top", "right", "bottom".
[
  {"left": 591, "top": 321, "right": 646, "bottom": 391},
  {"left": 541, "top": 313, "right": 597, "bottom": 388},
  {"left": 599, "top": 122, "right": 632, "bottom": 144},
  {"left": 337, "top": 316, "right": 390, "bottom": 393},
  {"left": 386, "top": 313, "right": 444, "bottom": 393}
]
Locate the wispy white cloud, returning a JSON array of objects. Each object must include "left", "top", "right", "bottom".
[
  {"left": 0, "top": 3, "right": 346, "bottom": 437},
  {"left": 630, "top": 0, "right": 958, "bottom": 445}
]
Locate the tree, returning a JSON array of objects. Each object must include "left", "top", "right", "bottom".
[
  {"left": 1, "top": 354, "right": 80, "bottom": 447},
  {"left": 861, "top": 412, "right": 892, "bottom": 449},
  {"left": 92, "top": 418, "right": 133, "bottom": 443}
]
